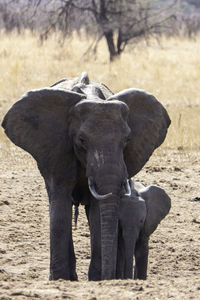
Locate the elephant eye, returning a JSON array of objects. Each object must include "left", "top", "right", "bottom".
[
  {"left": 79, "top": 136, "right": 84, "bottom": 143},
  {"left": 124, "top": 135, "right": 131, "bottom": 147},
  {"left": 78, "top": 135, "right": 87, "bottom": 149},
  {"left": 126, "top": 136, "right": 131, "bottom": 143}
]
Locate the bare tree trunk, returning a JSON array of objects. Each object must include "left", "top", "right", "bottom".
[
  {"left": 104, "top": 30, "right": 118, "bottom": 61},
  {"left": 117, "top": 29, "right": 123, "bottom": 55},
  {"left": 98, "top": 0, "right": 118, "bottom": 61}
]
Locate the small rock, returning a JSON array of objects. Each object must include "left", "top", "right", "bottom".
[
  {"left": 191, "top": 197, "right": 200, "bottom": 202},
  {"left": 3, "top": 200, "right": 10, "bottom": 205},
  {"left": 192, "top": 218, "right": 200, "bottom": 224}
]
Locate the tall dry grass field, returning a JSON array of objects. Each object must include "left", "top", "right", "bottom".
[{"left": 0, "top": 30, "right": 200, "bottom": 154}]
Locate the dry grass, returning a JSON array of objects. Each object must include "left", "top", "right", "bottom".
[{"left": 0, "top": 30, "right": 200, "bottom": 152}]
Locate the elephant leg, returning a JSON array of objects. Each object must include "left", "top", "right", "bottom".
[
  {"left": 47, "top": 180, "right": 77, "bottom": 280},
  {"left": 117, "top": 227, "right": 138, "bottom": 279},
  {"left": 123, "top": 230, "right": 135, "bottom": 279},
  {"left": 87, "top": 200, "right": 101, "bottom": 281},
  {"left": 69, "top": 230, "right": 78, "bottom": 281},
  {"left": 116, "top": 226, "right": 125, "bottom": 279},
  {"left": 85, "top": 205, "right": 90, "bottom": 223},
  {"left": 134, "top": 234, "right": 149, "bottom": 280}
]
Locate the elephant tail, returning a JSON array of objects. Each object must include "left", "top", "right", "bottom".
[{"left": 73, "top": 204, "right": 79, "bottom": 229}]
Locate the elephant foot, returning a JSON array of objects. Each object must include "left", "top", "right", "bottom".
[
  {"left": 70, "top": 271, "right": 78, "bottom": 281},
  {"left": 88, "top": 264, "right": 101, "bottom": 281},
  {"left": 49, "top": 268, "right": 78, "bottom": 281}
]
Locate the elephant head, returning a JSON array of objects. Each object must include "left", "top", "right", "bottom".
[
  {"left": 1, "top": 73, "right": 170, "bottom": 280},
  {"left": 139, "top": 185, "right": 171, "bottom": 237}
]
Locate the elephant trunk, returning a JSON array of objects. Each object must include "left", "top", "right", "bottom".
[
  {"left": 92, "top": 174, "right": 123, "bottom": 280},
  {"left": 87, "top": 153, "right": 129, "bottom": 280},
  {"left": 99, "top": 196, "right": 119, "bottom": 280}
]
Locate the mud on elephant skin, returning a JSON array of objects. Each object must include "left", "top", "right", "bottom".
[
  {"left": 116, "top": 180, "right": 171, "bottom": 280},
  {"left": 1, "top": 72, "right": 170, "bottom": 280}
]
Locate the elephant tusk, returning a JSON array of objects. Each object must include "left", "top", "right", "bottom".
[
  {"left": 88, "top": 177, "right": 112, "bottom": 200},
  {"left": 128, "top": 178, "right": 134, "bottom": 190},
  {"left": 124, "top": 179, "right": 132, "bottom": 196}
]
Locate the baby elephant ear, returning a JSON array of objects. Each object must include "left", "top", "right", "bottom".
[
  {"left": 108, "top": 89, "right": 171, "bottom": 176},
  {"left": 139, "top": 185, "right": 171, "bottom": 236},
  {"left": 2, "top": 88, "right": 84, "bottom": 173}
]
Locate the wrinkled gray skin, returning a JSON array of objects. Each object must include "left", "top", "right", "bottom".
[
  {"left": 116, "top": 180, "right": 171, "bottom": 280},
  {"left": 1, "top": 72, "right": 170, "bottom": 280}
]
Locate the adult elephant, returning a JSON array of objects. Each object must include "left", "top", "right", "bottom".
[{"left": 1, "top": 72, "right": 170, "bottom": 281}]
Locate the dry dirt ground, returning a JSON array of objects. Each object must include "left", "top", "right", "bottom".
[{"left": 0, "top": 144, "right": 200, "bottom": 300}]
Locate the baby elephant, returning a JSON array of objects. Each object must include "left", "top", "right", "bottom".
[{"left": 116, "top": 180, "right": 171, "bottom": 280}]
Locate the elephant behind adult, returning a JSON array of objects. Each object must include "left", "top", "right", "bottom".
[
  {"left": 1, "top": 72, "right": 170, "bottom": 280},
  {"left": 116, "top": 181, "right": 171, "bottom": 280}
]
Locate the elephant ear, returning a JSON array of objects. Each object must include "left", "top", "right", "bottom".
[
  {"left": 2, "top": 88, "right": 85, "bottom": 174},
  {"left": 108, "top": 89, "right": 171, "bottom": 176},
  {"left": 139, "top": 185, "right": 171, "bottom": 236}
]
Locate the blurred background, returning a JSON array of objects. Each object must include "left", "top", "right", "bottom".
[{"left": 0, "top": 0, "right": 200, "bottom": 151}]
